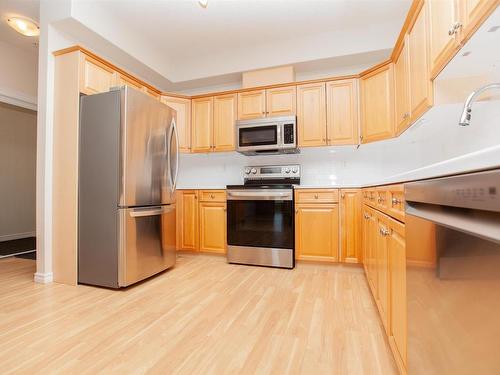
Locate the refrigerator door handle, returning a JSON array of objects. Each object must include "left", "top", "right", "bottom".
[
  {"left": 166, "top": 122, "right": 174, "bottom": 192},
  {"left": 129, "top": 205, "right": 175, "bottom": 217},
  {"left": 170, "top": 117, "right": 179, "bottom": 193}
]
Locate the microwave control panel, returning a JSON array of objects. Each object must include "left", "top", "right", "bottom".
[{"left": 283, "top": 123, "right": 295, "bottom": 144}]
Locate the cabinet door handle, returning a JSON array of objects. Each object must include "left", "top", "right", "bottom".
[{"left": 295, "top": 209, "right": 298, "bottom": 214}]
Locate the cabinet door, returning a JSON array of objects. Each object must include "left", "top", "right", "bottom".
[
  {"left": 80, "top": 55, "right": 115, "bottom": 95},
  {"left": 460, "top": 0, "right": 498, "bottom": 43},
  {"left": 142, "top": 87, "right": 160, "bottom": 99},
  {"left": 191, "top": 97, "right": 213, "bottom": 153},
  {"left": 428, "top": 0, "right": 461, "bottom": 79},
  {"left": 408, "top": 3, "right": 433, "bottom": 123},
  {"left": 297, "top": 83, "right": 327, "bottom": 147},
  {"left": 266, "top": 86, "right": 296, "bottom": 117},
  {"left": 326, "top": 79, "right": 359, "bottom": 145},
  {"left": 376, "top": 214, "right": 390, "bottom": 333},
  {"left": 176, "top": 190, "right": 199, "bottom": 251},
  {"left": 360, "top": 64, "right": 395, "bottom": 143},
  {"left": 237, "top": 90, "right": 266, "bottom": 120},
  {"left": 199, "top": 202, "right": 226, "bottom": 254},
  {"left": 367, "top": 208, "right": 379, "bottom": 296},
  {"left": 388, "top": 218, "right": 407, "bottom": 370},
  {"left": 161, "top": 96, "right": 191, "bottom": 153},
  {"left": 213, "top": 94, "right": 237, "bottom": 152},
  {"left": 340, "top": 189, "right": 362, "bottom": 263},
  {"left": 295, "top": 203, "right": 339, "bottom": 262},
  {"left": 362, "top": 206, "right": 370, "bottom": 274},
  {"left": 394, "top": 38, "right": 411, "bottom": 135}
]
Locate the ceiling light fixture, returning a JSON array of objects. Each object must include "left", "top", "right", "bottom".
[
  {"left": 198, "top": 0, "right": 208, "bottom": 9},
  {"left": 7, "top": 17, "right": 39, "bottom": 36}
]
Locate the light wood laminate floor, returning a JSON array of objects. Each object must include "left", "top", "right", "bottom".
[{"left": 0, "top": 254, "right": 397, "bottom": 375}]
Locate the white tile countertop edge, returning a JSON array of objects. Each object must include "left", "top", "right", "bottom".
[{"left": 176, "top": 144, "right": 500, "bottom": 190}]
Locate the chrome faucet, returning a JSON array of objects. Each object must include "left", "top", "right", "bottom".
[{"left": 459, "top": 83, "right": 500, "bottom": 126}]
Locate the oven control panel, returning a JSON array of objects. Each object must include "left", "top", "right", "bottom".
[{"left": 244, "top": 164, "right": 300, "bottom": 179}]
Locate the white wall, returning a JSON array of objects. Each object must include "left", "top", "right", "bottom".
[
  {"left": 0, "top": 41, "right": 38, "bottom": 110},
  {"left": 177, "top": 100, "right": 500, "bottom": 188},
  {"left": 0, "top": 103, "right": 37, "bottom": 240}
]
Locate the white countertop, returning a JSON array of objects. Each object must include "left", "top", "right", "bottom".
[{"left": 177, "top": 145, "right": 500, "bottom": 190}]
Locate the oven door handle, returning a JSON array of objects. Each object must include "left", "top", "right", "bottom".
[{"left": 227, "top": 191, "right": 293, "bottom": 201}]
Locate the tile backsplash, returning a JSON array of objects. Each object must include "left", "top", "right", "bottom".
[{"left": 177, "top": 100, "right": 500, "bottom": 188}]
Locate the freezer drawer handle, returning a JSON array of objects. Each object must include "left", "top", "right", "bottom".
[{"left": 129, "top": 206, "right": 175, "bottom": 217}]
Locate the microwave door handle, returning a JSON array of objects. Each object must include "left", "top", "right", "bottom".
[{"left": 277, "top": 125, "right": 282, "bottom": 146}]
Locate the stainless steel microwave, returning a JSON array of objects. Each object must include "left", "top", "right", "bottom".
[{"left": 235, "top": 115, "right": 299, "bottom": 156}]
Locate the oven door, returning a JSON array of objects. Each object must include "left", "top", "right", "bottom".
[
  {"left": 227, "top": 190, "right": 293, "bottom": 249},
  {"left": 237, "top": 124, "right": 280, "bottom": 152}
]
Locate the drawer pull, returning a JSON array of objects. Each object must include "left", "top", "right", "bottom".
[
  {"left": 379, "top": 227, "right": 390, "bottom": 236},
  {"left": 377, "top": 197, "right": 385, "bottom": 203},
  {"left": 210, "top": 194, "right": 215, "bottom": 199},
  {"left": 314, "top": 194, "right": 319, "bottom": 199},
  {"left": 392, "top": 197, "right": 402, "bottom": 205}
]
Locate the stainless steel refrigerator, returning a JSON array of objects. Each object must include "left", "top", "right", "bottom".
[{"left": 78, "top": 86, "right": 179, "bottom": 288}]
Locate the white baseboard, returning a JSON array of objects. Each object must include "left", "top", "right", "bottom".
[
  {"left": 34, "top": 272, "right": 53, "bottom": 284},
  {"left": 0, "top": 231, "right": 36, "bottom": 242}
]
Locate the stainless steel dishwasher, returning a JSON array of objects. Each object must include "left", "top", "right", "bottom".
[{"left": 405, "top": 169, "right": 500, "bottom": 375}]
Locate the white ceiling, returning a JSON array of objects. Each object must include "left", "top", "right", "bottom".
[
  {"left": 0, "top": 0, "right": 39, "bottom": 52},
  {"left": 68, "top": 0, "right": 411, "bottom": 90}
]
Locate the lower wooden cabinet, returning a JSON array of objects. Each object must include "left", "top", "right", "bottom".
[
  {"left": 295, "top": 203, "right": 339, "bottom": 262},
  {"left": 340, "top": 189, "right": 362, "bottom": 263},
  {"left": 176, "top": 190, "right": 199, "bottom": 251},
  {"left": 199, "top": 202, "right": 226, "bottom": 254},
  {"left": 177, "top": 190, "right": 226, "bottom": 254},
  {"left": 362, "top": 203, "right": 407, "bottom": 374}
]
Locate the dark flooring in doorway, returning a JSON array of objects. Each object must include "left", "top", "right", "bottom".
[{"left": 0, "top": 237, "right": 36, "bottom": 258}]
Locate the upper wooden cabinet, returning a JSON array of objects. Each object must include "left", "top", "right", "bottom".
[
  {"left": 428, "top": 0, "right": 461, "bottom": 79},
  {"left": 79, "top": 55, "right": 115, "bottom": 95},
  {"left": 326, "top": 79, "right": 360, "bottom": 145},
  {"left": 297, "top": 82, "right": 327, "bottom": 147},
  {"left": 360, "top": 63, "right": 395, "bottom": 143},
  {"left": 161, "top": 96, "right": 192, "bottom": 153},
  {"left": 340, "top": 189, "right": 362, "bottom": 263},
  {"left": 213, "top": 94, "right": 237, "bottom": 152},
  {"left": 191, "top": 97, "right": 213, "bottom": 153},
  {"left": 142, "top": 87, "right": 160, "bottom": 99},
  {"left": 237, "top": 86, "right": 296, "bottom": 120},
  {"left": 408, "top": 2, "right": 433, "bottom": 123},
  {"left": 460, "top": 0, "right": 498, "bottom": 41},
  {"left": 116, "top": 74, "right": 143, "bottom": 90},
  {"left": 394, "top": 37, "right": 411, "bottom": 135},
  {"left": 238, "top": 90, "right": 266, "bottom": 120},
  {"left": 266, "top": 86, "right": 296, "bottom": 117}
]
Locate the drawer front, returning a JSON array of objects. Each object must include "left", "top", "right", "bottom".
[
  {"left": 295, "top": 189, "right": 339, "bottom": 203},
  {"left": 386, "top": 186, "right": 405, "bottom": 222},
  {"left": 376, "top": 188, "right": 389, "bottom": 211},
  {"left": 199, "top": 190, "right": 226, "bottom": 202},
  {"left": 363, "top": 189, "right": 377, "bottom": 207}
]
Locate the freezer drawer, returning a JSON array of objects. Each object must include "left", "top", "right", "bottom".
[{"left": 119, "top": 205, "right": 176, "bottom": 287}]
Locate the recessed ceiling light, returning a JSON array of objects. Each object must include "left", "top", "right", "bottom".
[
  {"left": 462, "top": 51, "right": 472, "bottom": 57},
  {"left": 198, "top": 0, "right": 208, "bottom": 8},
  {"left": 7, "top": 17, "right": 39, "bottom": 36},
  {"left": 487, "top": 26, "right": 500, "bottom": 33}
]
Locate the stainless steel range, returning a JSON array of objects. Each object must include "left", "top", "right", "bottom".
[{"left": 226, "top": 165, "right": 300, "bottom": 269}]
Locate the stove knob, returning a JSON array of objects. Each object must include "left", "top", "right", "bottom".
[
  {"left": 292, "top": 167, "right": 298, "bottom": 173},
  {"left": 244, "top": 168, "right": 251, "bottom": 174},
  {"left": 251, "top": 168, "right": 257, "bottom": 174},
  {"left": 285, "top": 168, "right": 290, "bottom": 174}
]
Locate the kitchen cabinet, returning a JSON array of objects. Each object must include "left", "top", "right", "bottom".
[
  {"left": 191, "top": 97, "right": 213, "bottom": 153},
  {"left": 340, "top": 189, "right": 362, "bottom": 263},
  {"left": 360, "top": 63, "right": 395, "bottom": 143},
  {"left": 176, "top": 190, "right": 199, "bottom": 251},
  {"left": 142, "top": 87, "right": 160, "bottom": 99},
  {"left": 408, "top": 2, "right": 433, "bottom": 123},
  {"left": 297, "top": 82, "right": 327, "bottom": 147},
  {"left": 237, "top": 90, "right": 266, "bottom": 120},
  {"left": 460, "top": 0, "right": 498, "bottom": 42},
  {"left": 326, "top": 79, "right": 360, "bottom": 145},
  {"left": 394, "top": 37, "right": 411, "bottom": 135},
  {"left": 375, "top": 213, "right": 390, "bottom": 333},
  {"left": 237, "top": 86, "right": 296, "bottom": 120},
  {"left": 213, "top": 94, "right": 237, "bottom": 151},
  {"left": 199, "top": 202, "right": 227, "bottom": 254},
  {"left": 388, "top": 217, "right": 407, "bottom": 372},
  {"left": 266, "top": 86, "right": 296, "bottom": 117},
  {"left": 161, "top": 96, "right": 192, "bottom": 153},
  {"left": 79, "top": 54, "right": 115, "bottom": 95},
  {"left": 428, "top": 0, "right": 461, "bottom": 79},
  {"left": 295, "top": 203, "right": 339, "bottom": 262}
]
